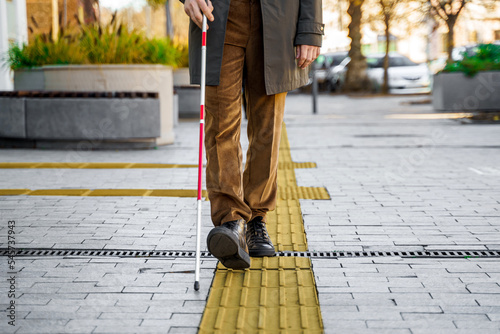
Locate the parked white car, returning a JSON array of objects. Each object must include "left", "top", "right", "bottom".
[{"left": 328, "top": 52, "right": 431, "bottom": 93}]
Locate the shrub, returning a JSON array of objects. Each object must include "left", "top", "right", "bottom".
[
  {"left": 4, "top": 13, "right": 188, "bottom": 70},
  {"left": 442, "top": 43, "right": 500, "bottom": 77},
  {"left": 7, "top": 28, "right": 86, "bottom": 70}
]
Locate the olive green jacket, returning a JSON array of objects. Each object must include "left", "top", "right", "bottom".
[{"left": 179, "top": 0, "right": 324, "bottom": 95}]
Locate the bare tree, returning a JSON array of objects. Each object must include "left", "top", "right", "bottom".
[
  {"left": 376, "top": 0, "right": 418, "bottom": 93},
  {"left": 377, "top": 0, "right": 399, "bottom": 93},
  {"left": 344, "top": 0, "right": 371, "bottom": 92},
  {"left": 365, "top": 0, "right": 428, "bottom": 93},
  {"left": 166, "top": 0, "right": 173, "bottom": 39},
  {"left": 146, "top": 0, "right": 173, "bottom": 39},
  {"left": 79, "top": 0, "right": 99, "bottom": 24},
  {"left": 427, "top": 0, "right": 469, "bottom": 63}
]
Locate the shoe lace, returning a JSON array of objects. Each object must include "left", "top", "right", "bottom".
[{"left": 248, "top": 219, "right": 271, "bottom": 243}]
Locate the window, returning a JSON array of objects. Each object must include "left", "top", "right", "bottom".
[
  {"left": 390, "top": 57, "right": 417, "bottom": 67},
  {"left": 366, "top": 57, "right": 383, "bottom": 68},
  {"left": 495, "top": 30, "right": 500, "bottom": 41}
]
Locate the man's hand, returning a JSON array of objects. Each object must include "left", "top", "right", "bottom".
[
  {"left": 184, "top": 0, "right": 214, "bottom": 30},
  {"left": 296, "top": 45, "right": 321, "bottom": 69}
]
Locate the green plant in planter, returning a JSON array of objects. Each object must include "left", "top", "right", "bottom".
[
  {"left": 7, "top": 26, "right": 86, "bottom": 70},
  {"left": 143, "top": 38, "right": 188, "bottom": 67},
  {"left": 442, "top": 43, "right": 500, "bottom": 77},
  {"left": 4, "top": 12, "right": 189, "bottom": 70},
  {"left": 79, "top": 19, "right": 145, "bottom": 64}
]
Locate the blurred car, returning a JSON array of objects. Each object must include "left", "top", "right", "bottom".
[
  {"left": 366, "top": 53, "right": 431, "bottom": 93},
  {"left": 328, "top": 52, "right": 431, "bottom": 93},
  {"left": 327, "top": 57, "right": 351, "bottom": 91},
  {"left": 314, "top": 51, "right": 348, "bottom": 89},
  {"left": 451, "top": 44, "right": 479, "bottom": 61},
  {"left": 430, "top": 44, "right": 480, "bottom": 74}
]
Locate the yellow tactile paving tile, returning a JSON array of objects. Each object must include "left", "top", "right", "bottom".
[
  {"left": 212, "top": 267, "right": 316, "bottom": 289},
  {"left": 201, "top": 271, "right": 323, "bottom": 331},
  {"left": 217, "top": 256, "right": 312, "bottom": 271},
  {"left": 207, "top": 286, "right": 319, "bottom": 308},
  {"left": 0, "top": 189, "right": 209, "bottom": 198},
  {"left": 266, "top": 200, "right": 308, "bottom": 252},
  {"left": 0, "top": 161, "right": 315, "bottom": 170},
  {"left": 0, "top": 189, "right": 31, "bottom": 195},
  {"left": 0, "top": 162, "right": 198, "bottom": 169},
  {"left": 202, "top": 260, "right": 323, "bottom": 332},
  {"left": 385, "top": 112, "right": 475, "bottom": 119},
  {"left": 279, "top": 162, "right": 317, "bottom": 169},
  {"left": 280, "top": 125, "right": 292, "bottom": 149},
  {"left": 29, "top": 189, "right": 92, "bottom": 196},
  {"left": 277, "top": 168, "right": 298, "bottom": 187},
  {"left": 86, "top": 189, "right": 153, "bottom": 196},
  {"left": 149, "top": 189, "right": 209, "bottom": 198},
  {"left": 129, "top": 163, "right": 197, "bottom": 168},
  {"left": 200, "top": 306, "right": 323, "bottom": 333},
  {"left": 0, "top": 187, "right": 327, "bottom": 200},
  {"left": 278, "top": 186, "right": 330, "bottom": 200}
]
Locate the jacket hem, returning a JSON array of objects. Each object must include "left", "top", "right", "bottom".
[{"left": 265, "top": 77, "right": 310, "bottom": 95}]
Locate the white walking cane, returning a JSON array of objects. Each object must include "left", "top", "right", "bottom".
[{"left": 194, "top": 13, "right": 208, "bottom": 292}]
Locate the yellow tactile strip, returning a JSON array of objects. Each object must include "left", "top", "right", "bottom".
[
  {"left": 0, "top": 187, "right": 328, "bottom": 201},
  {"left": 0, "top": 162, "right": 198, "bottom": 169},
  {"left": 203, "top": 258, "right": 323, "bottom": 333},
  {"left": 218, "top": 255, "right": 313, "bottom": 270},
  {"left": 0, "top": 161, "right": 315, "bottom": 170},
  {"left": 267, "top": 200, "right": 308, "bottom": 252},
  {"left": 0, "top": 188, "right": 210, "bottom": 198},
  {"left": 199, "top": 124, "right": 325, "bottom": 333},
  {"left": 279, "top": 186, "right": 330, "bottom": 200}
]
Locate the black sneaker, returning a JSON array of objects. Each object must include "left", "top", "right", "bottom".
[
  {"left": 246, "top": 216, "right": 276, "bottom": 257},
  {"left": 207, "top": 219, "right": 251, "bottom": 269}
]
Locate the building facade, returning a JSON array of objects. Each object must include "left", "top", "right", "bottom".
[{"left": 0, "top": 0, "right": 27, "bottom": 90}]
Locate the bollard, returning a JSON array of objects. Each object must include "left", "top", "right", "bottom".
[{"left": 312, "top": 63, "right": 318, "bottom": 114}]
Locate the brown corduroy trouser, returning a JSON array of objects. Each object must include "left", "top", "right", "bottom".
[{"left": 205, "top": 0, "right": 287, "bottom": 226}]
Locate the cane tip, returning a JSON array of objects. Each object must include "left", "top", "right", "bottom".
[{"left": 194, "top": 281, "right": 200, "bottom": 291}]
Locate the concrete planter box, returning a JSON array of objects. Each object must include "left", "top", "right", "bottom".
[
  {"left": 432, "top": 71, "right": 500, "bottom": 111},
  {"left": 174, "top": 67, "right": 200, "bottom": 119},
  {"left": 0, "top": 98, "right": 26, "bottom": 138},
  {"left": 173, "top": 67, "right": 191, "bottom": 86},
  {"left": 0, "top": 93, "right": 161, "bottom": 149},
  {"left": 25, "top": 98, "right": 160, "bottom": 140},
  {"left": 14, "top": 64, "right": 175, "bottom": 145}
]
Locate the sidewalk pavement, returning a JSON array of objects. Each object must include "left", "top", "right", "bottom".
[{"left": 1, "top": 94, "right": 500, "bottom": 333}]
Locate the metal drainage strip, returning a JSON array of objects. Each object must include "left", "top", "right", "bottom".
[{"left": 0, "top": 248, "right": 499, "bottom": 258}]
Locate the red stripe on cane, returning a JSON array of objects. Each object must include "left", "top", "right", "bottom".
[
  {"left": 200, "top": 105, "right": 204, "bottom": 119},
  {"left": 197, "top": 123, "right": 204, "bottom": 200},
  {"left": 202, "top": 32, "right": 207, "bottom": 46}
]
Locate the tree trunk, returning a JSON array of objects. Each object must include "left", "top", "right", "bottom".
[
  {"left": 166, "top": 0, "right": 174, "bottom": 39},
  {"left": 382, "top": 13, "right": 390, "bottom": 94},
  {"left": 63, "top": 0, "right": 67, "bottom": 27},
  {"left": 446, "top": 17, "right": 456, "bottom": 64},
  {"left": 51, "top": 0, "right": 58, "bottom": 41},
  {"left": 81, "top": 0, "right": 96, "bottom": 24},
  {"left": 344, "top": 0, "right": 370, "bottom": 93}
]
